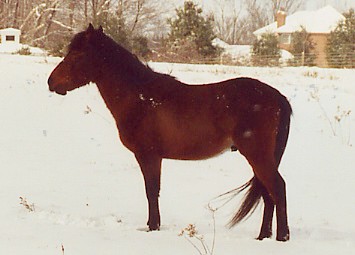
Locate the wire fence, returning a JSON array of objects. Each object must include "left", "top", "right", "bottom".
[
  {"left": 151, "top": 48, "right": 355, "bottom": 69},
  {"left": 205, "top": 52, "right": 355, "bottom": 68}
]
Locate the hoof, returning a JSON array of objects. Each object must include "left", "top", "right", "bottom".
[
  {"left": 257, "top": 230, "right": 272, "bottom": 240},
  {"left": 148, "top": 225, "right": 160, "bottom": 231},
  {"left": 256, "top": 236, "right": 271, "bottom": 241},
  {"left": 276, "top": 233, "right": 290, "bottom": 242}
]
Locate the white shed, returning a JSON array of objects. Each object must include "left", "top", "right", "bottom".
[{"left": 0, "top": 28, "right": 21, "bottom": 45}]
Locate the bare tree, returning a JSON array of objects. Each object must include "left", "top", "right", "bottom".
[
  {"left": 247, "top": 0, "right": 270, "bottom": 27},
  {"left": 269, "top": 0, "right": 304, "bottom": 20},
  {"left": 117, "top": 0, "right": 168, "bottom": 37},
  {"left": 65, "top": 0, "right": 166, "bottom": 37},
  {"left": 0, "top": 0, "right": 171, "bottom": 55},
  {"left": 213, "top": 0, "right": 246, "bottom": 44},
  {"left": 0, "top": 0, "right": 13, "bottom": 27},
  {"left": 214, "top": 0, "right": 304, "bottom": 44},
  {"left": 11, "top": 0, "right": 74, "bottom": 51},
  {"left": 90, "top": 0, "right": 110, "bottom": 24},
  {"left": 315, "top": 0, "right": 354, "bottom": 11},
  {"left": 236, "top": 0, "right": 270, "bottom": 44},
  {"left": 68, "top": 1, "right": 75, "bottom": 27}
]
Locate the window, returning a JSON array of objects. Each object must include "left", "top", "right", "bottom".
[
  {"left": 279, "top": 34, "right": 291, "bottom": 44},
  {"left": 6, "top": 35, "right": 15, "bottom": 41}
]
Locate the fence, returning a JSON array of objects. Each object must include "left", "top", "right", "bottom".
[
  {"left": 212, "top": 52, "right": 354, "bottom": 68},
  {"left": 151, "top": 48, "right": 355, "bottom": 69}
]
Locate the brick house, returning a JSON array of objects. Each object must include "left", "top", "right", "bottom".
[{"left": 253, "top": 6, "right": 345, "bottom": 67}]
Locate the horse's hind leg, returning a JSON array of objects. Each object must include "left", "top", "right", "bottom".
[
  {"left": 274, "top": 173, "right": 289, "bottom": 241},
  {"left": 234, "top": 131, "right": 289, "bottom": 241},
  {"left": 258, "top": 189, "right": 274, "bottom": 240},
  {"left": 253, "top": 164, "right": 289, "bottom": 241}
]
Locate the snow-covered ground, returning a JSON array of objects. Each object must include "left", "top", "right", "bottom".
[
  {"left": 0, "top": 43, "right": 46, "bottom": 55},
  {"left": 0, "top": 54, "right": 354, "bottom": 254}
]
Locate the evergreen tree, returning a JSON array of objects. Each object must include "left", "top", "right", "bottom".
[
  {"left": 288, "top": 26, "right": 316, "bottom": 66},
  {"left": 94, "top": 11, "right": 150, "bottom": 58},
  {"left": 131, "top": 36, "right": 151, "bottom": 58},
  {"left": 252, "top": 33, "right": 281, "bottom": 66},
  {"left": 327, "top": 8, "right": 355, "bottom": 68},
  {"left": 94, "top": 12, "right": 130, "bottom": 50},
  {"left": 167, "top": 1, "right": 219, "bottom": 61}
]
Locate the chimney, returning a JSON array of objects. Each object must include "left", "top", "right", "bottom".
[{"left": 276, "top": 10, "right": 287, "bottom": 28}]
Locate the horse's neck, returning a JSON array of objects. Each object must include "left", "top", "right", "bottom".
[
  {"left": 93, "top": 48, "right": 156, "bottom": 120},
  {"left": 94, "top": 67, "right": 144, "bottom": 123},
  {"left": 95, "top": 75, "right": 127, "bottom": 109}
]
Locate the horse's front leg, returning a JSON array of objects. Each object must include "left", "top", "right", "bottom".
[{"left": 135, "top": 153, "right": 162, "bottom": 231}]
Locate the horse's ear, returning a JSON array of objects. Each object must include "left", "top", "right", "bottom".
[
  {"left": 98, "top": 25, "right": 103, "bottom": 33},
  {"left": 87, "top": 23, "right": 95, "bottom": 33}
]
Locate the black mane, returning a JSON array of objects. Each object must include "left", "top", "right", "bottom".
[{"left": 69, "top": 29, "right": 174, "bottom": 86}]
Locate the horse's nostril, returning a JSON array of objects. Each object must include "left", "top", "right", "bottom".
[
  {"left": 48, "top": 76, "right": 53, "bottom": 85},
  {"left": 48, "top": 76, "right": 57, "bottom": 92}
]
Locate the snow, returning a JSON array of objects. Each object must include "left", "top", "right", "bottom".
[
  {"left": 0, "top": 28, "right": 21, "bottom": 33},
  {"left": 212, "top": 38, "right": 293, "bottom": 65},
  {"left": 0, "top": 43, "right": 46, "bottom": 55},
  {"left": 254, "top": 5, "right": 345, "bottom": 35},
  {"left": 212, "top": 38, "right": 252, "bottom": 63},
  {"left": 0, "top": 54, "right": 354, "bottom": 254}
]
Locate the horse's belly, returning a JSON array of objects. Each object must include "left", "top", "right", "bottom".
[
  {"left": 166, "top": 143, "right": 232, "bottom": 160},
  {"left": 161, "top": 128, "right": 233, "bottom": 160},
  {"left": 156, "top": 107, "right": 235, "bottom": 160}
]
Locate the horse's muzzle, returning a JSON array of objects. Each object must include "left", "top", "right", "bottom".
[{"left": 48, "top": 76, "right": 67, "bottom": 95}]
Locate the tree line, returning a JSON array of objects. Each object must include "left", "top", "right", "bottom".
[
  {"left": 0, "top": 0, "right": 168, "bottom": 56},
  {"left": 0, "top": 0, "right": 303, "bottom": 56},
  {"left": 0, "top": 0, "right": 353, "bottom": 67}
]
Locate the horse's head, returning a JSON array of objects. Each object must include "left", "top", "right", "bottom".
[{"left": 48, "top": 24, "right": 103, "bottom": 95}]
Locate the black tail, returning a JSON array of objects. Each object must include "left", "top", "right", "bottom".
[
  {"left": 228, "top": 95, "right": 291, "bottom": 228},
  {"left": 275, "top": 95, "right": 292, "bottom": 166},
  {"left": 228, "top": 177, "right": 264, "bottom": 227}
]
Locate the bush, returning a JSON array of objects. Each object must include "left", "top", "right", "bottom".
[
  {"left": 167, "top": 1, "right": 219, "bottom": 62},
  {"left": 94, "top": 12, "right": 150, "bottom": 59},
  {"left": 132, "top": 36, "right": 151, "bottom": 59},
  {"left": 288, "top": 26, "right": 316, "bottom": 66},
  {"left": 327, "top": 8, "right": 355, "bottom": 68},
  {"left": 252, "top": 33, "right": 281, "bottom": 66},
  {"left": 15, "top": 46, "right": 31, "bottom": 56},
  {"left": 94, "top": 12, "right": 130, "bottom": 50},
  {"left": 47, "top": 40, "right": 68, "bottom": 57}
]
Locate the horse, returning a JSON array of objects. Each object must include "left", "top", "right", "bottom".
[{"left": 48, "top": 24, "right": 292, "bottom": 241}]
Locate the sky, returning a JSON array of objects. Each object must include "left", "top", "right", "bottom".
[
  {"left": 305, "top": 0, "right": 355, "bottom": 11},
  {"left": 171, "top": 0, "right": 355, "bottom": 13}
]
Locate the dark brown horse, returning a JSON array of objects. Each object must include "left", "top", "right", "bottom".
[{"left": 48, "top": 24, "right": 292, "bottom": 241}]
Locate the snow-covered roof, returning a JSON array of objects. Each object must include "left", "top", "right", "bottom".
[
  {"left": 254, "top": 5, "right": 345, "bottom": 36},
  {"left": 212, "top": 38, "right": 252, "bottom": 60},
  {"left": 0, "top": 28, "right": 21, "bottom": 35}
]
